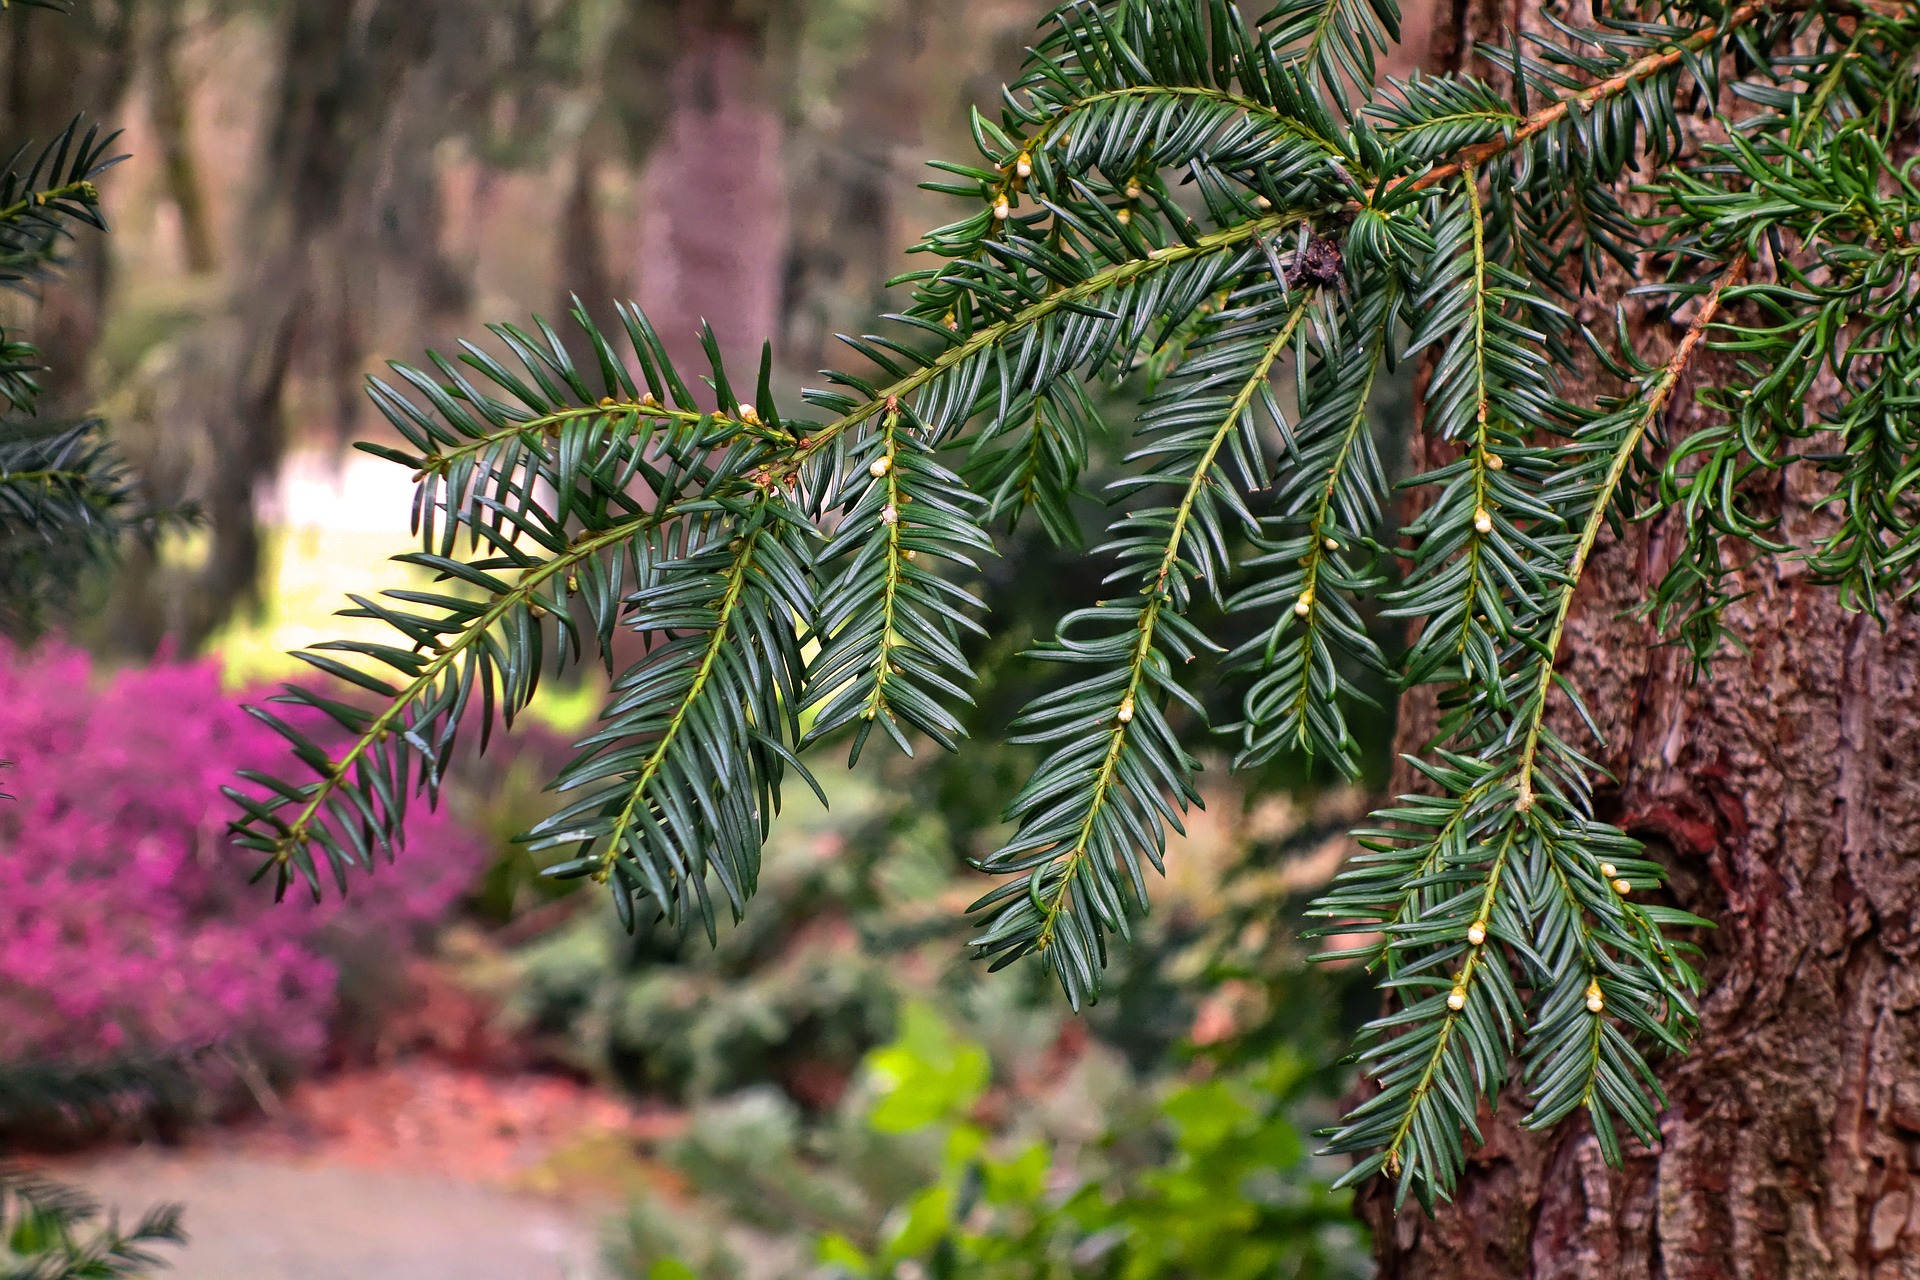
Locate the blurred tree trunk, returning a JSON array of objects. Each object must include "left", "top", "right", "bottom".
[
  {"left": 1361, "top": 4, "right": 1920, "bottom": 1276},
  {"left": 143, "top": 0, "right": 216, "bottom": 275},
  {"left": 630, "top": 0, "right": 796, "bottom": 377},
  {"left": 0, "top": 0, "right": 133, "bottom": 413},
  {"left": 157, "top": 0, "right": 446, "bottom": 642}
]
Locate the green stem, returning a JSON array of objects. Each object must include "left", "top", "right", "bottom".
[
  {"left": 0, "top": 179, "right": 97, "bottom": 224},
  {"left": 1283, "top": 324, "right": 1389, "bottom": 748},
  {"left": 1013, "top": 85, "right": 1342, "bottom": 171},
  {"left": 277, "top": 517, "right": 654, "bottom": 856},
  {"left": 863, "top": 411, "right": 906, "bottom": 721},
  {"left": 776, "top": 210, "right": 1307, "bottom": 482},
  {"left": 1512, "top": 256, "right": 1747, "bottom": 808},
  {"left": 406, "top": 400, "right": 709, "bottom": 480},
  {"left": 602, "top": 523, "right": 764, "bottom": 868},
  {"left": 1381, "top": 823, "right": 1519, "bottom": 1179},
  {"left": 1033, "top": 299, "right": 1310, "bottom": 953},
  {"left": 1345, "top": 781, "right": 1492, "bottom": 973}
]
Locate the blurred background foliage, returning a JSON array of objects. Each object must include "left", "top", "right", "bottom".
[{"left": 0, "top": 0, "right": 1444, "bottom": 1273}]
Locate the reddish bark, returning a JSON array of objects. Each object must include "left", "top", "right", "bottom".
[{"left": 1361, "top": 5, "right": 1920, "bottom": 1276}]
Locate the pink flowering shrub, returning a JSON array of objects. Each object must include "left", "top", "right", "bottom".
[{"left": 0, "top": 642, "right": 486, "bottom": 1068}]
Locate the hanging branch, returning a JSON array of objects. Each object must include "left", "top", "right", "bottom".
[{"left": 229, "top": 0, "right": 1920, "bottom": 1208}]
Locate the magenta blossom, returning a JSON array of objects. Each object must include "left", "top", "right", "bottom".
[{"left": 0, "top": 642, "right": 486, "bottom": 1067}]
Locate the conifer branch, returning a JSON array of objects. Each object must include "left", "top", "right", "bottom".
[
  {"left": 1513, "top": 254, "right": 1748, "bottom": 811},
  {"left": 1403, "top": 3, "right": 1772, "bottom": 197},
  {"left": 223, "top": 0, "right": 1920, "bottom": 1209}
]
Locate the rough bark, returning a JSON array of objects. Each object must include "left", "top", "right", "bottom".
[{"left": 1362, "top": 4, "right": 1920, "bottom": 1277}]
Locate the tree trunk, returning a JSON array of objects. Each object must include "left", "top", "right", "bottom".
[
  {"left": 630, "top": 3, "right": 793, "bottom": 378},
  {"left": 0, "top": 0, "right": 134, "bottom": 415},
  {"left": 144, "top": 0, "right": 217, "bottom": 275},
  {"left": 1362, "top": 4, "right": 1920, "bottom": 1277}
]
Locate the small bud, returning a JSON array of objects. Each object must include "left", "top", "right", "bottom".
[
  {"left": 943, "top": 311, "right": 958, "bottom": 330},
  {"left": 1585, "top": 980, "right": 1605, "bottom": 1014},
  {"left": 1599, "top": 862, "right": 1617, "bottom": 878},
  {"left": 1015, "top": 152, "right": 1032, "bottom": 178},
  {"left": 1117, "top": 696, "right": 1135, "bottom": 724},
  {"left": 1467, "top": 923, "right": 1486, "bottom": 946},
  {"left": 904, "top": 549, "right": 917, "bottom": 561},
  {"left": 1125, "top": 181, "right": 1142, "bottom": 199},
  {"left": 1254, "top": 194, "right": 1272, "bottom": 209},
  {"left": 640, "top": 393, "right": 660, "bottom": 408},
  {"left": 566, "top": 570, "right": 579, "bottom": 592},
  {"left": 993, "top": 196, "right": 1011, "bottom": 220},
  {"left": 1447, "top": 988, "right": 1467, "bottom": 1011},
  {"left": 881, "top": 504, "right": 900, "bottom": 525},
  {"left": 1323, "top": 536, "right": 1339, "bottom": 551},
  {"left": 869, "top": 455, "right": 892, "bottom": 478},
  {"left": 1293, "top": 590, "right": 1313, "bottom": 617},
  {"left": 738, "top": 403, "right": 760, "bottom": 425},
  {"left": 1486, "top": 451, "right": 1504, "bottom": 471},
  {"left": 1115, "top": 207, "right": 1131, "bottom": 224},
  {"left": 1613, "top": 878, "right": 1632, "bottom": 895},
  {"left": 1474, "top": 508, "right": 1494, "bottom": 534}
]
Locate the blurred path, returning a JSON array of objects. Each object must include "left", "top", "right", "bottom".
[{"left": 62, "top": 1150, "right": 604, "bottom": 1280}]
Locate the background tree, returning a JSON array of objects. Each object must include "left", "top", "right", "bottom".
[
  {"left": 223, "top": 1, "right": 1920, "bottom": 1274},
  {"left": 0, "top": 2, "right": 148, "bottom": 637}
]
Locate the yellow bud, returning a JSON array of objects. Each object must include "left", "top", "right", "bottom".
[
  {"left": 1015, "top": 152, "right": 1032, "bottom": 178},
  {"left": 1467, "top": 923, "right": 1486, "bottom": 946},
  {"left": 993, "top": 196, "right": 1011, "bottom": 220},
  {"left": 1254, "top": 194, "right": 1272, "bottom": 209},
  {"left": 1447, "top": 989, "right": 1467, "bottom": 1011},
  {"left": 1585, "top": 980, "right": 1605, "bottom": 1014},
  {"left": 1599, "top": 862, "right": 1617, "bottom": 878},
  {"left": 1323, "top": 536, "right": 1339, "bottom": 551},
  {"left": 881, "top": 504, "right": 900, "bottom": 526},
  {"left": 1474, "top": 508, "right": 1493, "bottom": 535},
  {"left": 869, "top": 455, "right": 892, "bottom": 478},
  {"left": 1117, "top": 696, "right": 1135, "bottom": 724},
  {"left": 1294, "top": 591, "right": 1313, "bottom": 617},
  {"left": 1116, "top": 207, "right": 1131, "bottom": 224},
  {"left": 1486, "top": 452, "right": 1504, "bottom": 471},
  {"left": 1613, "top": 878, "right": 1632, "bottom": 895},
  {"left": 1125, "top": 181, "right": 1142, "bottom": 199},
  {"left": 738, "top": 403, "right": 760, "bottom": 424}
]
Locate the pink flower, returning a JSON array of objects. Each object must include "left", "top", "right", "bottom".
[{"left": 0, "top": 641, "right": 488, "bottom": 1068}]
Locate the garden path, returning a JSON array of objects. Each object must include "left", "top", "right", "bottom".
[{"left": 64, "top": 1150, "right": 606, "bottom": 1280}]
